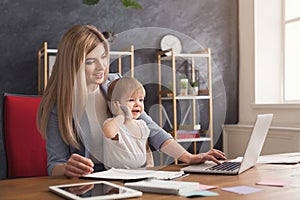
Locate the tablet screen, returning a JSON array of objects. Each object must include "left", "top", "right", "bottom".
[
  {"left": 50, "top": 181, "right": 142, "bottom": 200},
  {"left": 60, "top": 183, "right": 123, "bottom": 198}
]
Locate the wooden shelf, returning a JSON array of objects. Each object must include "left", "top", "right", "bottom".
[
  {"left": 110, "top": 51, "right": 132, "bottom": 56},
  {"left": 160, "top": 52, "right": 210, "bottom": 59},
  {"left": 161, "top": 95, "right": 211, "bottom": 100},
  {"left": 176, "top": 137, "right": 211, "bottom": 143},
  {"left": 157, "top": 48, "right": 213, "bottom": 157}
]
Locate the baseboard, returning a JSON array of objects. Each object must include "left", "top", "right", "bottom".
[{"left": 223, "top": 124, "right": 300, "bottom": 159}]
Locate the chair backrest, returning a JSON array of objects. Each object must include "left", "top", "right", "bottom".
[{"left": 4, "top": 93, "right": 47, "bottom": 178}]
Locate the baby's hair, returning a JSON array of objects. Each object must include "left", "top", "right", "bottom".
[{"left": 107, "top": 77, "right": 145, "bottom": 102}]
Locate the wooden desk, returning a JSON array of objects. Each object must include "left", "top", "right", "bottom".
[{"left": 1, "top": 164, "right": 300, "bottom": 200}]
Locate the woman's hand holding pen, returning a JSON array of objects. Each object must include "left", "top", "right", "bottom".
[{"left": 64, "top": 153, "right": 94, "bottom": 178}]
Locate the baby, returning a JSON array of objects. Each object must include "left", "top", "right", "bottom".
[{"left": 102, "top": 77, "right": 153, "bottom": 169}]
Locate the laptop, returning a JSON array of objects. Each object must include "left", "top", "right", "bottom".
[{"left": 182, "top": 114, "right": 273, "bottom": 175}]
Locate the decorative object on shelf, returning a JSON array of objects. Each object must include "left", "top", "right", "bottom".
[
  {"left": 160, "top": 34, "right": 182, "bottom": 56},
  {"left": 180, "top": 77, "right": 188, "bottom": 96},
  {"left": 178, "top": 124, "right": 201, "bottom": 131},
  {"left": 189, "top": 81, "right": 199, "bottom": 96},
  {"left": 166, "top": 81, "right": 173, "bottom": 97}
]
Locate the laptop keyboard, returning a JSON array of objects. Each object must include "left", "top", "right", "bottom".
[{"left": 206, "top": 162, "right": 241, "bottom": 172}]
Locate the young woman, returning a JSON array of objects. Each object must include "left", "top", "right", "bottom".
[{"left": 37, "top": 24, "right": 225, "bottom": 178}]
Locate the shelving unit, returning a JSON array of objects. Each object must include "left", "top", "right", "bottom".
[
  {"left": 37, "top": 42, "right": 134, "bottom": 94},
  {"left": 37, "top": 42, "right": 57, "bottom": 95},
  {"left": 109, "top": 45, "right": 134, "bottom": 77},
  {"left": 157, "top": 48, "right": 213, "bottom": 155}
]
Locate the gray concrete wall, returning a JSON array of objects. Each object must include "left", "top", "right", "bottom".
[{"left": 0, "top": 0, "right": 238, "bottom": 179}]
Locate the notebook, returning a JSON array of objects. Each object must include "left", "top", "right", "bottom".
[{"left": 182, "top": 114, "right": 273, "bottom": 175}]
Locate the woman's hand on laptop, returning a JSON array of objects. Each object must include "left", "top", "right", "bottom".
[
  {"left": 160, "top": 139, "right": 226, "bottom": 165},
  {"left": 189, "top": 149, "right": 226, "bottom": 164}
]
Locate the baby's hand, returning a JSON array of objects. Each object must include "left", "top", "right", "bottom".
[
  {"left": 120, "top": 104, "right": 133, "bottom": 119},
  {"left": 108, "top": 101, "right": 124, "bottom": 116}
]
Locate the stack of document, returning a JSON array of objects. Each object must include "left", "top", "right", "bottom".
[
  {"left": 82, "top": 168, "right": 186, "bottom": 181},
  {"left": 82, "top": 168, "right": 219, "bottom": 197}
]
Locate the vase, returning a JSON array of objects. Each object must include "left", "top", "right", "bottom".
[
  {"left": 180, "top": 78, "right": 188, "bottom": 96},
  {"left": 190, "top": 86, "right": 199, "bottom": 96}
]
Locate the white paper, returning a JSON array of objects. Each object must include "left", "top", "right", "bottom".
[
  {"left": 257, "top": 156, "right": 300, "bottom": 164},
  {"left": 83, "top": 168, "right": 186, "bottom": 180},
  {"left": 233, "top": 152, "right": 300, "bottom": 164}
]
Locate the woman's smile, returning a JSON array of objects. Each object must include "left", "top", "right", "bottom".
[{"left": 94, "top": 71, "right": 104, "bottom": 79}]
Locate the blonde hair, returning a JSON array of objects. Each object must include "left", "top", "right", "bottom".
[
  {"left": 37, "top": 24, "right": 109, "bottom": 148},
  {"left": 107, "top": 77, "right": 145, "bottom": 102}
]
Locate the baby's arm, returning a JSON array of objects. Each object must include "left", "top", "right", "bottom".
[
  {"left": 103, "top": 101, "right": 126, "bottom": 139},
  {"left": 102, "top": 115, "right": 125, "bottom": 139}
]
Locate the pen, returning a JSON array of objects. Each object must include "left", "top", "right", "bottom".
[{"left": 169, "top": 173, "right": 190, "bottom": 180}]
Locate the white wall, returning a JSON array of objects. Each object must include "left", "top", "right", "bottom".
[
  {"left": 239, "top": 0, "right": 300, "bottom": 126},
  {"left": 223, "top": 0, "right": 300, "bottom": 158}
]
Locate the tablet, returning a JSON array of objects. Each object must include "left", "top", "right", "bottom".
[{"left": 49, "top": 181, "right": 143, "bottom": 200}]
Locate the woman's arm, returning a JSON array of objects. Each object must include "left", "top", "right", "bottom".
[
  {"left": 46, "top": 106, "right": 94, "bottom": 177},
  {"left": 138, "top": 113, "right": 226, "bottom": 164},
  {"left": 138, "top": 112, "right": 173, "bottom": 150},
  {"left": 160, "top": 138, "right": 226, "bottom": 164},
  {"left": 145, "top": 142, "right": 154, "bottom": 167},
  {"left": 46, "top": 106, "right": 71, "bottom": 175}
]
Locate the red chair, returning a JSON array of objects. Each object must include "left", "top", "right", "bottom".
[{"left": 4, "top": 93, "right": 47, "bottom": 178}]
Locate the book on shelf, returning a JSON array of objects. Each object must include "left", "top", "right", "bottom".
[
  {"left": 178, "top": 124, "right": 201, "bottom": 130},
  {"left": 176, "top": 129, "right": 200, "bottom": 139},
  {"left": 177, "top": 133, "right": 200, "bottom": 139}
]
